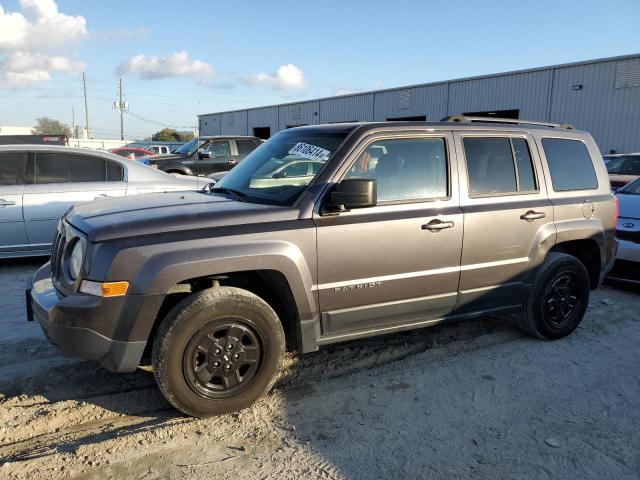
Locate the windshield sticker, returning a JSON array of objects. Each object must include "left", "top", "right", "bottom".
[{"left": 288, "top": 142, "right": 331, "bottom": 161}]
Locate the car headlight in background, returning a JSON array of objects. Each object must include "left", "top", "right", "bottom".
[{"left": 69, "top": 239, "right": 84, "bottom": 280}]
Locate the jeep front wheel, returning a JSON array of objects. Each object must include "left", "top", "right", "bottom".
[{"left": 152, "top": 287, "right": 285, "bottom": 417}]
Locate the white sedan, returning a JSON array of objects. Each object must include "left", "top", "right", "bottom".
[{"left": 0, "top": 145, "right": 212, "bottom": 258}]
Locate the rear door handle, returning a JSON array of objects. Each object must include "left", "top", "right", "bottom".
[
  {"left": 422, "top": 219, "right": 455, "bottom": 232},
  {"left": 0, "top": 199, "right": 16, "bottom": 206},
  {"left": 520, "top": 210, "right": 546, "bottom": 222}
]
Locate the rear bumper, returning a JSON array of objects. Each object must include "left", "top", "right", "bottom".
[{"left": 28, "top": 263, "right": 157, "bottom": 372}]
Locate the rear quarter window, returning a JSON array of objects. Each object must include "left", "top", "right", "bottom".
[{"left": 542, "top": 138, "right": 598, "bottom": 191}]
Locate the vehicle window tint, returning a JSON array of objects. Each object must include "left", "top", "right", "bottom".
[
  {"left": 106, "top": 160, "right": 124, "bottom": 181},
  {"left": 0, "top": 151, "right": 26, "bottom": 185},
  {"left": 236, "top": 140, "right": 257, "bottom": 156},
  {"left": 542, "top": 138, "right": 598, "bottom": 191},
  {"left": 512, "top": 138, "right": 537, "bottom": 191},
  {"left": 31, "top": 153, "right": 106, "bottom": 184},
  {"left": 280, "top": 162, "right": 309, "bottom": 177},
  {"left": 464, "top": 138, "right": 516, "bottom": 195},
  {"left": 211, "top": 141, "right": 231, "bottom": 157},
  {"left": 345, "top": 137, "right": 447, "bottom": 202},
  {"left": 623, "top": 156, "right": 640, "bottom": 175}
]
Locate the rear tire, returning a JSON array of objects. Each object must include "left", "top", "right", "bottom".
[
  {"left": 152, "top": 287, "right": 285, "bottom": 417},
  {"left": 516, "top": 252, "right": 590, "bottom": 340}
]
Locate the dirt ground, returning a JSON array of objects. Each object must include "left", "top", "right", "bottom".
[{"left": 1, "top": 258, "right": 639, "bottom": 480}]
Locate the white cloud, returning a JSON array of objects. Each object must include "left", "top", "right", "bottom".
[
  {"left": 0, "top": 0, "right": 87, "bottom": 87},
  {"left": 244, "top": 64, "right": 306, "bottom": 91},
  {"left": 0, "top": 0, "right": 87, "bottom": 50},
  {"left": 116, "top": 51, "right": 214, "bottom": 80},
  {"left": 0, "top": 51, "right": 84, "bottom": 87}
]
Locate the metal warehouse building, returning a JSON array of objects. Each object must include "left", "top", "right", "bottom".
[{"left": 199, "top": 54, "right": 640, "bottom": 154}]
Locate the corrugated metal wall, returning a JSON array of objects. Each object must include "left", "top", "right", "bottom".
[
  {"left": 373, "top": 84, "right": 448, "bottom": 121},
  {"left": 319, "top": 93, "right": 375, "bottom": 123},
  {"left": 199, "top": 113, "right": 221, "bottom": 136},
  {"left": 278, "top": 101, "right": 320, "bottom": 129},
  {"left": 247, "top": 107, "right": 279, "bottom": 136},
  {"left": 447, "top": 70, "right": 551, "bottom": 120},
  {"left": 549, "top": 58, "right": 640, "bottom": 154},
  {"left": 201, "top": 55, "right": 640, "bottom": 153}
]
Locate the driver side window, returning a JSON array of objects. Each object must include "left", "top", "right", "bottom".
[
  {"left": 344, "top": 137, "right": 448, "bottom": 202},
  {"left": 211, "top": 141, "right": 231, "bottom": 158}
]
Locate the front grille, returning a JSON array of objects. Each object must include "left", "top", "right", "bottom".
[
  {"left": 616, "top": 229, "right": 640, "bottom": 244},
  {"left": 50, "top": 225, "right": 67, "bottom": 290}
]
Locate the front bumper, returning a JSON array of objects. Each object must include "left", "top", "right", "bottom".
[{"left": 28, "top": 263, "right": 161, "bottom": 372}]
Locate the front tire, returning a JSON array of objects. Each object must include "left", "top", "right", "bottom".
[
  {"left": 152, "top": 287, "right": 285, "bottom": 417},
  {"left": 517, "top": 252, "right": 590, "bottom": 340}
]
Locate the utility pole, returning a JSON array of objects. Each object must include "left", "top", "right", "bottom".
[
  {"left": 71, "top": 106, "right": 75, "bottom": 138},
  {"left": 82, "top": 72, "right": 90, "bottom": 138},
  {"left": 118, "top": 78, "right": 124, "bottom": 140}
]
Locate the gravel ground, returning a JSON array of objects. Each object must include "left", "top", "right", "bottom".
[{"left": 1, "top": 259, "right": 639, "bottom": 479}]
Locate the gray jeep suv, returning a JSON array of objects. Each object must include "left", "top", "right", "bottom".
[{"left": 28, "top": 117, "right": 617, "bottom": 417}]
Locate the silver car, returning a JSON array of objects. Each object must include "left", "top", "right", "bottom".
[{"left": 0, "top": 145, "right": 211, "bottom": 258}]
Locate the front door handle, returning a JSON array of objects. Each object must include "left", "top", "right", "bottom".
[
  {"left": 520, "top": 210, "right": 546, "bottom": 222},
  {"left": 94, "top": 194, "right": 111, "bottom": 199},
  {"left": 0, "top": 199, "right": 16, "bottom": 206},
  {"left": 422, "top": 219, "right": 455, "bottom": 232}
]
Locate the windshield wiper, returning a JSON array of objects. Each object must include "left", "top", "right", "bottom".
[{"left": 209, "top": 187, "right": 247, "bottom": 201}]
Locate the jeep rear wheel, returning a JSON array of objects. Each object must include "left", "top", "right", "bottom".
[
  {"left": 152, "top": 287, "right": 285, "bottom": 417},
  {"left": 516, "top": 252, "right": 590, "bottom": 340}
]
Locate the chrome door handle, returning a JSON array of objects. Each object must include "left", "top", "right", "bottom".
[
  {"left": 0, "top": 199, "right": 16, "bottom": 206},
  {"left": 422, "top": 220, "right": 455, "bottom": 231},
  {"left": 94, "top": 194, "right": 111, "bottom": 199},
  {"left": 520, "top": 210, "right": 546, "bottom": 222}
]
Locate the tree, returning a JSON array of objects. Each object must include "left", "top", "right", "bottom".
[
  {"left": 152, "top": 128, "right": 179, "bottom": 142},
  {"left": 32, "top": 117, "right": 72, "bottom": 137}
]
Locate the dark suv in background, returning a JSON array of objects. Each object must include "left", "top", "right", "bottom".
[{"left": 138, "top": 136, "right": 261, "bottom": 176}]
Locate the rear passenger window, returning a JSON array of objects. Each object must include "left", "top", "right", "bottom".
[
  {"left": 106, "top": 160, "right": 124, "bottom": 181},
  {"left": 236, "top": 140, "right": 257, "bottom": 156},
  {"left": 463, "top": 137, "right": 537, "bottom": 196},
  {"left": 29, "top": 153, "right": 106, "bottom": 184},
  {"left": 542, "top": 139, "right": 598, "bottom": 191},
  {"left": 0, "top": 152, "right": 27, "bottom": 185},
  {"left": 345, "top": 137, "right": 447, "bottom": 202}
]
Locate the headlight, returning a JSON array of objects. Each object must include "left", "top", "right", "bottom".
[{"left": 69, "top": 239, "right": 84, "bottom": 280}]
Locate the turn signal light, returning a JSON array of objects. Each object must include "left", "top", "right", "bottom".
[{"left": 80, "top": 280, "right": 129, "bottom": 297}]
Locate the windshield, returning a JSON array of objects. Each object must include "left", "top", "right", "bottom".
[
  {"left": 214, "top": 130, "right": 348, "bottom": 206},
  {"left": 175, "top": 138, "right": 206, "bottom": 156},
  {"left": 618, "top": 177, "right": 640, "bottom": 195}
]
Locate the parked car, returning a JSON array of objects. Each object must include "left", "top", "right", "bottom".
[
  {"left": 147, "top": 145, "right": 172, "bottom": 155},
  {"left": 607, "top": 177, "right": 640, "bottom": 284},
  {"left": 110, "top": 147, "right": 155, "bottom": 159},
  {"left": 0, "top": 145, "right": 212, "bottom": 257},
  {"left": 604, "top": 153, "right": 640, "bottom": 190},
  {"left": 28, "top": 117, "right": 617, "bottom": 417},
  {"left": 137, "top": 136, "right": 261, "bottom": 176},
  {"left": 0, "top": 134, "right": 68, "bottom": 146}
]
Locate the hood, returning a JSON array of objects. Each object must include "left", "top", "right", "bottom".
[
  {"left": 66, "top": 191, "right": 297, "bottom": 242},
  {"left": 616, "top": 192, "right": 640, "bottom": 220}
]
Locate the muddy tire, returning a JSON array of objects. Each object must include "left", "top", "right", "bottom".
[
  {"left": 152, "top": 287, "right": 285, "bottom": 417},
  {"left": 516, "top": 252, "right": 590, "bottom": 340}
]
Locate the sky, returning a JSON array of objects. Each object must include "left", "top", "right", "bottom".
[{"left": 0, "top": 0, "right": 639, "bottom": 140}]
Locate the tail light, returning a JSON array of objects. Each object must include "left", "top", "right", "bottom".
[{"left": 615, "top": 196, "right": 619, "bottom": 224}]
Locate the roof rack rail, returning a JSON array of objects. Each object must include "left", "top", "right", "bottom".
[{"left": 441, "top": 115, "right": 575, "bottom": 130}]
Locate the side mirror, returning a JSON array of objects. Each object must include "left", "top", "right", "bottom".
[
  {"left": 324, "top": 178, "right": 377, "bottom": 213},
  {"left": 198, "top": 151, "right": 212, "bottom": 159}
]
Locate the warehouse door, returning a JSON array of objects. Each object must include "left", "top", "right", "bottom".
[
  {"left": 253, "top": 127, "right": 270, "bottom": 139},
  {"left": 463, "top": 109, "right": 519, "bottom": 119}
]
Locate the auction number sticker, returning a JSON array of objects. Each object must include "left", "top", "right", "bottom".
[{"left": 288, "top": 142, "right": 331, "bottom": 161}]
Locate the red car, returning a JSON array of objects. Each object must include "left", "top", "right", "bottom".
[{"left": 110, "top": 147, "right": 155, "bottom": 160}]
